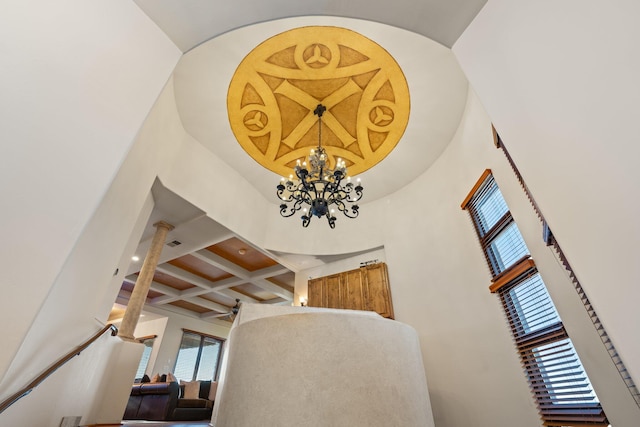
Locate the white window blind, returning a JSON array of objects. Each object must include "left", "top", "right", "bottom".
[{"left": 463, "top": 171, "right": 607, "bottom": 426}]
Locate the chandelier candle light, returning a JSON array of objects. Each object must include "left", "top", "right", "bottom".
[{"left": 277, "top": 104, "right": 363, "bottom": 228}]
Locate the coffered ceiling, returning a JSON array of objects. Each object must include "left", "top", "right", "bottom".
[{"left": 115, "top": 182, "right": 307, "bottom": 323}]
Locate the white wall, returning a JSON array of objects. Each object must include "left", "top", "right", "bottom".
[
  {"left": 0, "top": 0, "right": 181, "bottom": 385},
  {"left": 453, "top": 0, "right": 640, "bottom": 402},
  {"left": 0, "top": 75, "right": 185, "bottom": 427}
]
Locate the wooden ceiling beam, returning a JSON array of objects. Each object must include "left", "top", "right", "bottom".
[
  {"left": 183, "top": 297, "right": 229, "bottom": 314},
  {"left": 252, "top": 278, "right": 294, "bottom": 300}
]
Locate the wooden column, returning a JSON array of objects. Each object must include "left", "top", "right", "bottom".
[{"left": 118, "top": 221, "right": 174, "bottom": 340}]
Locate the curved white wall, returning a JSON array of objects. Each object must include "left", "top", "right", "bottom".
[{"left": 213, "top": 306, "right": 434, "bottom": 427}]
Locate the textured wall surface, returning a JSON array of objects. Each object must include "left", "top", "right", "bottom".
[{"left": 212, "top": 306, "right": 434, "bottom": 427}]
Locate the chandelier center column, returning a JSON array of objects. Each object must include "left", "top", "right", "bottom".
[{"left": 118, "top": 221, "right": 174, "bottom": 341}]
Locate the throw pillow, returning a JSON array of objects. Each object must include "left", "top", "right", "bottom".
[
  {"left": 150, "top": 373, "right": 160, "bottom": 383},
  {"left": 160, "top": 374, "right": 167, "bottom": 382},
  {"left": 181, "top": 380, "right": 201, "bottom": 399},
  {"left": 141, "top": 374, "right": 151, "bottom": 383},
  {"left": 166, "top": 372, "right": 177, "bottom": 383},
  {"left": 208, "top": 381, "right": 218, "bottom": 401}
]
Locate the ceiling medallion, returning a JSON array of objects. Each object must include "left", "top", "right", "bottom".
[
  {"left": 227, "top": 26, "right": 410, "bottom": 227},
  {"left": 228, "top": 25, "right": 410, "bottom": 177}
]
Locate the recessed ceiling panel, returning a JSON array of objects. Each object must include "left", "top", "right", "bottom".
[
  {"left": 266, "top": 272, "right": 295, "bottom": 292},
  {"left": 231, "top": 284, "right": 276, "bottom": 301},
  {"left": 169, "top": 300, "right": 211, "bottom": 314},
  {"left": 206, "top": 237, "right": 278, "bottom": 272},
  {"left": 169, "top": 255, "right": 234, "bottom": 282},
  {"left": 153, "top": 270, "right": 197, "bottom": 291}
]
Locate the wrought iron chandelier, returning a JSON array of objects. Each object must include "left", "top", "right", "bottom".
[{"left": 277, "top": 104, "right": 363, "bottom": 228}]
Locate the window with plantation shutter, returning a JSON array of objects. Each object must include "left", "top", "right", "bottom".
[
  {"left": 174, "top": 329, "right": 225, "bottom": 382},
  {"left": 134, "top": 336, "right": 155, "bottom": 380},
  {"left": 462, "top": 170, "right": 607, "bottom": 426}
]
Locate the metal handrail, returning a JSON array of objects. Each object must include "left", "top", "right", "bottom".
[{"left": 0, "top": 323, "right": 118, "bottom": 414}]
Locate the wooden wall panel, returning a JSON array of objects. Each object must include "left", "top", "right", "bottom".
[
  {"left": 342, "top": 269, "right": 366, "bottom": 311},
  {"left": 306, "top": 263, "right": 394, "bottom": 319},
  {"left": 325, "top": 274, "right": 342, "bottom": 309},
  {"left": 308, "top": 277, "right": 325, "bottom": 307},
  {"left": 363, "top": 263, "right": 394, "bottom": 319}
]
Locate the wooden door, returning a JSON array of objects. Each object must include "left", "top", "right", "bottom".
[
  {"left": 307, "top": 277, "right": 325, "bottom": 307},
  {"left": 363, "top": 263, "right": 394, "bottom": 319}
]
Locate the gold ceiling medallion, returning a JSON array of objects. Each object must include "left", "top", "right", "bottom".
[{"left": 227, "top": 26, "right": 410, "bottom": 178}]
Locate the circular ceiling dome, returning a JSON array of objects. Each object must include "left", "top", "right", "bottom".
[
  {"left": 172, "top": 16, "right": 468, "bottom": 203},
  {"left": 227, "top": 26, "right": 410, "bottom": 179}
]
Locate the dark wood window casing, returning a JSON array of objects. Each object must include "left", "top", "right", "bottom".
[{"left": 462, "top": 171, "right": 607, "bottom": 426}]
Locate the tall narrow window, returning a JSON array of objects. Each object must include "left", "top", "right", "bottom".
[
  {"left": 462, "top": 170, "right": 607, "bottom": 426},
  {"left": 134, "top": 335, "right": 156, "bottom": 381},
  {"left": 174, "top": 329, "right": 225, "bottom": 382}
]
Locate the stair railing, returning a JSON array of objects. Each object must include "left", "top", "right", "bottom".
[{"left": 0, "top": 323, "right": 118, "bottom": 414}]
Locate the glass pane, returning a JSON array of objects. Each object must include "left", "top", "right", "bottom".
[
  {"left": 487, "top": 222, "right": 529, "bottom": 273},
  {"left": 506, "top": 273, "right": 561, "bottom": 337},
  {"left": 134, "top": 340, "right": 154, "bottom": 380},
  {"left": 195, "top": 337, "right": 222, "bottom": 380},
  {"left": 174, "top": 333, "right": 201, "bottom": 382},
  {"left": 530, "top": 338, "right": 599, "bottom": 405},
  {"left": 474, "top": 179, "right": 508, "bottom": 236}
]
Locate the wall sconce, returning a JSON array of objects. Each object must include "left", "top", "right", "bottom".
[{"left": 299, "top": 297, "right": 307, "bottom": 307}]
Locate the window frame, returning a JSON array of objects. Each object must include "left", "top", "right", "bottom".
[
  {"left": 173, "top": 328, "right": 225, "bottom": 382},
  {"left": 134, "top": 335, "right": 156, "bottom": 381},
  {"left": 462, "top": 170, "right": 607, "bottom": 426}
]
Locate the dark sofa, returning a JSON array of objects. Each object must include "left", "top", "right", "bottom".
[{"left": 123, "top": 381, "right": 215, "bottom": 421}]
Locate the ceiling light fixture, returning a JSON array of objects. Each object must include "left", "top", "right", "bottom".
[{"left": 277, "top": 104, "right": 363, "bottom": 228}]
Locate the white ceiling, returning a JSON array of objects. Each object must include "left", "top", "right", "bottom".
[
  {"left": 129, "top": 1, "right": 486, "bottom": 206},
  {"left": 133, "top": 0, "right": 488, "bottom": 52}
]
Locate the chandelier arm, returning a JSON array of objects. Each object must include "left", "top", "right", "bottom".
[
  {"left": 279, "top": 203, "right": 299, "bottom": 218},
  {"left": 279, "top": 194, "right": 308, "bottom": 218},
  {"left": 276, "top": 188, "right": 294, "bottom": 202},
  {"left": 331, "top": 197, "right": 360, "bottom": 218},
  {"left": 325, "top": 212, "right": 336, "bottom": 229},
  {"left": 274, "top": 103, "right": 364, "bottom": 228}
]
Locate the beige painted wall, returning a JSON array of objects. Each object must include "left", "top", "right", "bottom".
[
  {"left": 453, "top": 0, "right": 640, "bottom": 388},
  {"left": 453, "top": 1, "right": 640, "bottom": 424},
  {"left": 0, "top": 0, "right": 181, "bottom": 386},
  {"left": 0, "top": 77, "right": 185, "bottom": 426}
]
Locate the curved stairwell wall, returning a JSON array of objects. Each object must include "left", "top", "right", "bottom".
[{"left": 212, "top": 305, "right": 435, "bottom": 427}]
